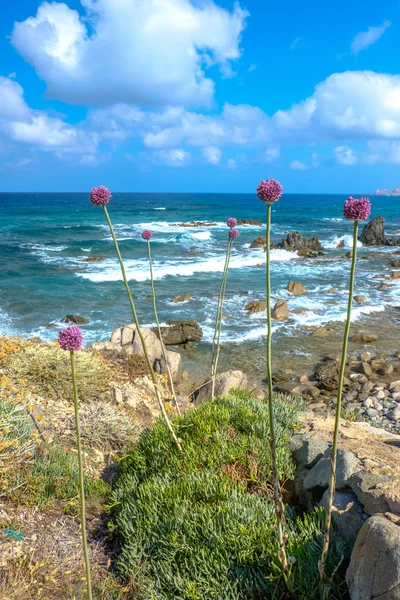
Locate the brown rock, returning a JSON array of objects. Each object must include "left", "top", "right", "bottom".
[
  {"left": 287, "top": 281, "right": 307, "bottom": 295},
  {"left": 391, "top": 271, "right": 400, "bottom": 280},
  {"left": 81, "top": 256, "right": 105, "bottom": 262},
  {"left": 327, "top": 287, "right": 336, "bottom": 293},
  {"left": 312, "top": 326, "right": 335, "bottom": 338},
  {"left": 172, "top": 294, "right": 193, "bottom": 303},
  {"left": 244, "top": 300, "right": 267, "bottom": 315},
  {"left": 153, "top": 320, "right": 203, "bottom": 345},
  {"left": 355, "top": 361, "right": 373, "bottom": 377},
  {"left": 352, "top": 332, "right": 378, "bottom": 343},
  {"left": 236, "top": 219, "right": 262, "bottom": 227},
  {"left": 297, "top": 248, "right": 317, "bottom": 257},
  {"left": 391, "top": 260, "right": 400, "bottom": 268},
  {"left": 249, "top": 236, "right": 266, "bottom": 249},
  {"left": 353, "top": 295, "right": 366, "bottom": 304},
  {"left": 272, "top": 299, "right": 289, "bottom": 321},
  {"left": 378, "top": 282, "right": 390, "bottom": 290},
  {"left": 61, "top": 314, "right": 89, "bottom": 324}
]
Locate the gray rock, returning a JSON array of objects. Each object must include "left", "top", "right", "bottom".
[
  {"left": 294, "top": 438, "right": 330, "bottom": 469},
  {"left": 349, "top": 472, "right": 393, "bottom": 515},
  {"left": 320, "top": 490, "right": 367, "bottom": 544},
  {"left": 288, "top": 434, "right": 305, "bottom": 453},
  {"left": 153, "top": 320, "right": 203, "bottom": 345},
  {"left": 61, "top": 314, "right": 89, "bottom": 324},
  {"left": 346, "top": 515, "right": 400, "bottom": 600},
  {"left": 303, "top": 449, "right": 360, "bottom": 491},
  {"left": 274, "top": 381, "right": 320, "bottom": 398},
  {"left": 388, "top": 404, "right": 400, "bottom": 421},
  {"left": 359, "top": 216, "right": 386, "bottom": 246},
  {"left": 193, "top": 369, "right": 250, "bottom": 404}
]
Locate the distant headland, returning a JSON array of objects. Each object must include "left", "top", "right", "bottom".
[{"left": 375, "top": 186, "right": 400, "bottom": 196}]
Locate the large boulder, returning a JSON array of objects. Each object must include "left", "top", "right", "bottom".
[
  {"left": 349, "top": 472, "right": 394, "bottom": 515},
  {"left": 272, "top": 299, "right": 289, "bottom": 320},
  {"left": 273, "top": 231, "right": 322, "bottom": 251},
  {"left": 303, "top": 449, "right": 360, "bottom": 491},
  {"left": 193, "top": 370, "right": 250, "bottom": 405},
  {"left": 237, "top": 219, "right": 262, "bottom": 227},
  {"left": 359, "top": 216, "right": 386, "bottom": 246},
  {"left": 346, "top": 515, "right": 400, "bottom": 600},
  {"left": 153, "top": 320, "right": 203, "bottom": 345},
  {"left": 250, "top": 236, "right": 266, "bottom": 249},
  {"left": 320, "top": 490, "right": 367, "bottom": 544},
  {"left": 110, "top": 324, "right": 182, "bottom": 382},
  {"left": 245, "top": 300, "right": 267, "bottom": 315},
  {"left": 288, "top": 281, "right": 307, "bottom": 295}
]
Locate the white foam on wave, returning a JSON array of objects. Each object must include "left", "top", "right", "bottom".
[
  {"left": 21, "top": 243, "right": 67, "bottom": 252},
  {"left": 323, "top": 217, "right": 343, "bottom": 222},
  {"left": 325, "top": 235, "right": 362, "bottom": 249},
  {"left": 190, "top": 231, "right": 212, "bottom": 241},
  {"left": 154, "top": 207, "right": 166, "bottom": 210}
]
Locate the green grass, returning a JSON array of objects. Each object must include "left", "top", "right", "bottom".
[{"left": 110, "top": 391, "right": 349, "bottom": 600}]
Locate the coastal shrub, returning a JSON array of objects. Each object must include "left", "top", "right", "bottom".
[
  {"left": 110, "top": 391, "right": 347, "bottom": 599},
  {"left": 64, "top": 401, "right": 137, "bottom": 451},
  {"left": 6, "top": 343, "right": 110, "bottom": 403}
]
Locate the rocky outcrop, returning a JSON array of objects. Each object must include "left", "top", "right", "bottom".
[
  {"left": 287, "top": 281, "right": 307, "bottom": 295},
  {"left": 192, "top": 369, "right": 251, "bottom": 405},
  {"left": 273, "top": 231, "right": 322, "bottom": 251},
  {"left": 244, "top": 300, "right": 267, "bottom": 315},
  {"left": 352, "top": 332, "right": 378, "bottom": 343},
  {"left": 172, "top": 221, "right": 216, "bottom": 227},
  {"left": 236, "top": 219, "right": 262, "bottom": 226},
  {"left": 81, "top": 256, "right": 105, "bottom": 262},
  {"left": 110, "top": 324, "right": 182, "bottom": 382},
  {"left": 272, "top": 299, "right": 289, "bottom": 320},
  {"left": 346, "top": 515, "right": 400, "bottom": 600},
  {"left": 320, "top": 490, "right": 368, "bottom": 544},
  {"left": 359, "top": 216, "right": 400, "bottom": 246},
  {"left": 61, "top": 314, "right": 89, "bottom": 324},
  {"left": 153, "top": 320, "right": 203, "bottom": 345},
  {"left": 172, "top": 294, "right": 192, "bottom": 303},
  {"left": 250, "top": 236, "right": 266, "bottom": 249}
]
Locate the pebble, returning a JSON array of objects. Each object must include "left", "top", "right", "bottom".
[
  {"left": 389, "top": 405, "right": 400, "bottom": 421},
  {"left": 374, "top": 390, "right": 386, "bottom": 400},
  {"left": 392, "top": 392, "right": 400, "bottom": 401},
  {"left": 362, "top": 398, "right": 374, "bottom": 408},
  {"left": 366, "top": 408, "right": 378, "bottom": 418}
]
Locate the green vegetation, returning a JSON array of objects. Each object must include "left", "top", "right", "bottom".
[
  {"left": 110, "top": 391, "right": 348, "bottom": 599},
  {"left": 6, "top": 343, "right": 110, "bottom": 402}
]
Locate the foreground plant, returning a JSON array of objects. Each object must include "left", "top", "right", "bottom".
[
  {"left": 90, "top": 186, "right": 182, "bottom": 451},
  {"left": 211, "top": 219, "right": 239, "bottom": 398},
  {"left": 58, "top": 325, "right": 92, "bottom": 600},
  {"left": 143, "top": 229, "right": 180, "bottom": 415},
  {"left": 257, "top": 179, "right": 289, "bottom": 577},
  {"left": 319, "top": 196, "right": 371, "bottom": 597}
]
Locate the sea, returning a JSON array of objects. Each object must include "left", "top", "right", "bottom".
[{"left": 1, "top": 193, "right": 400, "bottom": 379}]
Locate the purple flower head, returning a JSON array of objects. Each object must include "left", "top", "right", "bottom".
[
  {"left": 58, "top": 326, "right": 83, "bottom": 352},
  {"left": 343, "top": 197, "right": 371, "bottom": 221},
  {"left": 142, "top": 229, "right": 153, "bottom": 241},
  {"left": 90, "top": 186, "right": 111, "bottom": 206},
  {"left": 226, "top": 217, "right": 237, "bottom": 228},
  {"left": 256, "top": 179, "right": 282, "bottom": 204},
  {"left": 229, "top": 228, "right": 239, "bottom": 239}
]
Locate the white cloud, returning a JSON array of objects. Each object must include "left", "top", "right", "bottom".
[
  {"left": 12, "top": 0, "right": 248, "bottom": 108},
  {"left": 265, "top": 148, "right": 279, "bottom": 162},
  {"left": 364, "top": 141, "right": 400, "bottom": 165},
  {"left": 351, "top": 20, "right": 391, "bottom": 55},
  {"left": 334, "top": 145, "right": 358, "bottom": 165},
  {"left": 289, "top": 160, "right": 308, "bottom": 170},
  {"left": 153, "top": 148, "right": 191, "bottom": 167},
  {"left": 203, "top": 146, "right": 222, "bottom": 164}
]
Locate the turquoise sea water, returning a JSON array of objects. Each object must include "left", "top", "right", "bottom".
[{"left": 1, "top": 193, "right": 400, "bottom": 362}]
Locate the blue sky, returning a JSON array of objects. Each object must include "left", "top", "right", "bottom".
[{"left": 1, "top": 0, "right": 400, "bottom": 193}]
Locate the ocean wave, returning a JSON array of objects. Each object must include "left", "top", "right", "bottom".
[
  {"left": 325, "top": 235, "right": 362, "bottom": 249},
  {"left": 154, "top": 207, "right": 166, "bottom": 210},
  {"left": 322, "top": 217, "right": 343, "bottom": 222},
  {"left": 21, "top": 243, "right": 68, "bottom": 252}
]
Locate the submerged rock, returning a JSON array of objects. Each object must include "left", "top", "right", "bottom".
[
  {"left": 287, "top": 281, "right": 307, "bottom": 295},
  {"left": 172, "top": 293, "right": 193, "bottom": 303},
  {"left": 61, "top": 314, "right": 89, "bottom": 324}
]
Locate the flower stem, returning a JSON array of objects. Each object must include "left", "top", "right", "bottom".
[
  {"left": 319, "top": 219, "right": 359, "bottom": 596},
  {"left": 102, "top": 206, "right": 182, "bottom": 451},
  {"left": 147, "top": 240, "right": 181, "bottom": 416},
  {"left": 211, "top": 238, "right": 233, "bottom": 399},
  {"left": 266, "top": 203, "right": 289, "bottom": 577},
  {"left": 70, "top": 350, "right": 93, "bottom": 600}
]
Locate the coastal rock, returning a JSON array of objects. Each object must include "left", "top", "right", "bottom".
[
  {"left": 355, "top": 362, "right": 373, "bottom": 377},
  {"left": 346, "top": 516, "right": 400, "bottom": 600},
  {"left": 349, "top": 472, "right": 393, "bottom": 515},
  {"left": 293, "top": 438, "right": 330, "bottom": 469},
  {"left": 352, "top": 332, "right": 378, "bottom": 343},
  {"left": 193, "top": 369, "right": 250, "bottom": 405},
  {"left": 297, "top": 247, "right": 318, "bottom": 257},
  {"left": 312, "top": 326, "right": 335, "bottom": 338},
  {"left": 273, "top": 231, "right": 322, "bottom": 251},
  {"left": 359, "top": 216, "right": 386, "bottom": 246},
  {"left": 271, "top": 299, "right": 289, "bottom": 320},
  {"left": 390, "top": 259, "right": 400, "bottom": 268},
  {"left": 172, "top": 293, "right": 193, "bottom": 303},
  {"left": 320, "top": 490, "right": 367, "bottom": 544},
  {"left": 61, "top": 314, "right": 90, "bottom": 324},
  {"left": 390, "top": 271, "right": 400, "bottom": 280},
  {"left": 353, "top": 295, "right": 366, "bottom": 304},
  {"left": 287, "top": 281, "right": 307, "bottom": 295},
  {"left": 378, "top": 282, "right": 390, "bottom": 290},
  {"left": 81, "top": 256, "right": 105, "bottom": 262},
  {"left": 303, "top": 449, "right": 360, "bottom": 491},
  {"left": 314, "top": 360, "right": 339, "bottom": 382},
  {"left": 236, "top": 219, "right": 262, "bottom": 227},
  {"left": 249, "top": 236, "right": 266, "bottom": 249},
  {"left": 327, "top": 287, "right": 336, "bottom": 293},
  {"left": 245, "top": 300, "right": 267, "bottom": 315},
  {"left": 173, "top": 221, "right": 216, "bottom": 227},
  {"left": 274, "top": 382, "right": 320, "bottom": 399},
  {"left": 153, "top": 320, "right": 203, "bottom": 345}
]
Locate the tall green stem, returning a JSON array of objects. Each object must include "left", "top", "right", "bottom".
[
  {"left": 147, "top": 240, "right": 181, "bottom": 416},
  {"left": 102, "top": 206, "right": 182, "bottom": 451},
  {"left": 70, "top": 351, "right": 93, "bottom": 600},
  {"left": 211, "top": 239, "right": 233, "bottom": 398},
  {"left": 266, "top": 203, "right": 289, "bottom": 577},
  {"left": 319, "top": 220, "right": 359, "bottom": 596}
]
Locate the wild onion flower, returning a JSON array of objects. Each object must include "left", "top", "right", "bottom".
[
  {"left": 211, "top": 220, "right": 239, "bottom": 398},
  {"left": 319, "top": 197, "right": 371, "bottom": 597},
  {"left": 90, "top": 185, "right": 111, "bottom": 206},
  {"left": 257, "top": 178, "right": 289, "bottom": 580},
  {"left": 257, "top": 179, "right": 282, "bottom": 204},
  {"left": 90, "top": 187, "right": 182, "bottom": 451},
  {"left": 343, "top": 196, "right": 371, "bottom": 221},
  {"left": 143, "top": 230, "right": 180, "bottom": 415},
  {"left": 58, "top": 327, "right": 92, "bottom": 600}
]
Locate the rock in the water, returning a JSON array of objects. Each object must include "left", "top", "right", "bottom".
[
  {"left": 352, "top": 332, "right": 378, "bottom": 343},
  {"left": 391, "top": 271, "right": 400, "bottom": 280},
  {"left": 273, "top": 231, "right": 322, "bottom": 251},
  {"left": 81, "top": 256, "right": 105, "bottom": 262},
  {"left": 287, "top": 281, "right": 307, "bottom": 295},
  {"left": 153, "top": 320, "right": 203, "bottom": 345},
  {"left": 303, "top": 449, "right": 360, "bottom": 491},
  {"left": 346, "top": 515, "right": 400, "bottom": 600},
  {"left": 390, "top": 259, "right": 400, "bottom": 268},
  {"left": 249, "top": 236, "right": 266, "bottom": 249},
  {"left": 312, "top": 326, "right": 335, "bottom": 338},
  {"left": 320, "top": 490, "right": 367, "bottom": 544},
  {"left": 172, "top": 294, "right": 193, "bottom": 303},
  {"left": 378, "top": 282, "right": 390, "bottom": 290},
  {"left": 353, "top": 295, "right": 366, "bottom": 304},
  {"left": 297, "top": 247, "right": 318, "bottom": 257},
  {"left": 244, "top": 300, "right": 267, "bottom": 315},
  {"left": 193, "top": 370, "right": 250, "bottom": 404},
  {"left": 61, "top": 314, "right": 89, "bottom": 324},
  {"left": 359, "top": 216, "right": 386, "bottom": 246},
  {"left": 272, "top": 299, "right": 289, "bottom": 320},
  {"left": 237, "top": 219, "right": 262, "bottom": 227},
  {"left": 294, "top": 438, "right": 330, "bottom": 469}
]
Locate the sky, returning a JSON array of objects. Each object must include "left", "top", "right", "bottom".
[{"left": 1, "top": 0, "right": 400, "bottom": 193}]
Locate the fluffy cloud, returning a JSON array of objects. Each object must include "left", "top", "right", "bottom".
[
  {"left": 365, "top": 141, "right": 400, "bottom": 165},
  {"left": 334, "top": 145, "right": 358, "bottom": 165},
  {"left": 203, "top": 146, "right": 222, "bottom": 164},
  {"left": 12, "top": 0, "right": 248, "bottom": 108},
  {"left": 0, "top": 76, "right": 98, "bottom": 156},
  {"left": 289, "top": 160, "right": 308, "bottom": 170},
  {"left": 153, "top": 148, "right": 191, "bottom": 167},
  {"left": 351, "top": 20, "right": 391, "bottom": 55}
]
